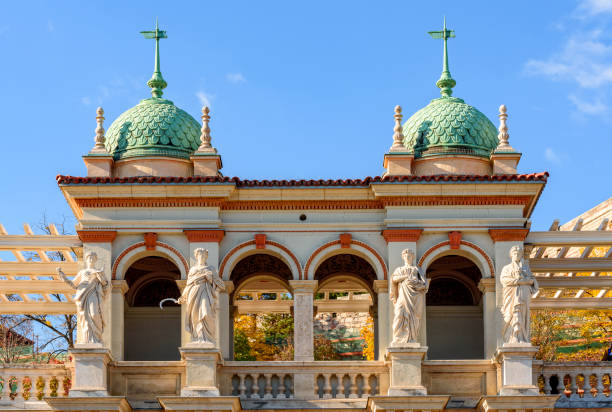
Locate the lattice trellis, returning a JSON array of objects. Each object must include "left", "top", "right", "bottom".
[{"left": 0, "top": 224, "right": 82, "bottom": 314}]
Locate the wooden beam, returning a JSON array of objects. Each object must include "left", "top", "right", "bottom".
[
  {"left": 0, "top": 235, "right": 82, "bottom": 250},
  {"left": 0, "top": 280, "right": 74, "bottom": 294},
  {"left": 529, "top": 258, "right": 612, "bottom": 272},
  {"left": 526, "top": 231, "right": 612, "bottom": 247},
  {"left": 532, "top": 298, "right": 612, "bottom": 309},
  {"left": 0, "top": 262, "right": 79, "bottom": 275},
  {"left": 537, "top": 276, "right": 612, "bottom": 288},
  {"left": 0, "top": 301, "right": 76, "bottom": 314}
]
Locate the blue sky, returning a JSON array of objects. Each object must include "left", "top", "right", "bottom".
[{"left": 0, "top": 0, "right": 610, "bottom": 233}]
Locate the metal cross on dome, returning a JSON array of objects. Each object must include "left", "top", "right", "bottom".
[
  {"left": 141, "top": 19, "right": 168, "bottom": 98},
  {"left": 428, "top": 17, "right": 456, "bottom": 98}
]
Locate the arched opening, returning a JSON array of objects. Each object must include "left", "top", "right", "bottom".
[
  {"left": 313, "top": 254, "right": 377, "bottom": 361},
  {"left": 124, "top": 256, "right": 181, "bottom": 361},
  {"left": 230, "top": 254, "right": 294, "bottom": 361},
  {"left": 425, "top": 255, "right": 484, "bottom": 359}
]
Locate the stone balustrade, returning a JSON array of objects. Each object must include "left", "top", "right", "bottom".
[
  {"left": 534, "top": 361, "right": 612, "bottom": 407},
  {"left": 0, "top": 364, "right": 70, "bottom": 405},
  {"left": 219, "top": 361, "right": 388, "bottom": 400}
]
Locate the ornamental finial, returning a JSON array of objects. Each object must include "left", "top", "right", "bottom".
[
  {"left": 141, "top": 19, "right": 168, "bottom": 99},
  {"left": 495, "top": 104, "right": 515, "bottom": 152},
  {"left": 91, "top": 107, "right": 108, "bottom": 153},
  {"left": 428, "top": 17, "right": 456, "bottom": 98},
  {"left": 390, "top": 105, "right": 405, "bottom": 152},
  {"left": 197, "top": 106, "right": 216, "bottom": 153}
]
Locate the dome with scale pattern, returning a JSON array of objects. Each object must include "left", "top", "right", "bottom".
[
  {"left": 104, "top": 98, "right": 201, "bottom": 161},
  {"left": 401, "top": 96, "right": 499, "bottom": 159}
]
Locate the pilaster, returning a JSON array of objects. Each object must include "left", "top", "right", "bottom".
[
  {"left": 110, "top": 280, "right": 128, "bottom": 360},
  {"left": 289, "top": 280, "right": 317, "bottom": 362},
  {"left": 478, "top": 277, "right": 496, "bottom": 359},
  {"left": 373, "top": 279, "right": 389, "bottom": 360}
]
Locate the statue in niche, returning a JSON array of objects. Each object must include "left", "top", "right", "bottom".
[
  {"left": 162, "top": 248, "right": 225, "bottom": 344},
  {"left": 57, "top": 252, "right": 108, "bottom": 344},
  {"left": 501, "top": 245, "right": 539, "bottom": 345},
  {"left": 390, "top": 249, "right": 429, "bottom": 345}
]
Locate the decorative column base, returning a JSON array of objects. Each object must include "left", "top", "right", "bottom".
[
  {"left": 496, "top": 344, "right": 539, "bottom": 396},
  {"left": 191, "top": 153, "right": 222, "bottom": 177},
  {"left": 386, "top": 343, "right": 428, "bottom": 396},
  {"left": 83, "top": 154, "right": 114, "bottom": 177},
  {"left": 383, "top": 153, "right": 414, "bottom": 176},
  {"left": 490, "top": 151, "right": 521, "bottom": 174},
  {"left": 180, "top": 344, "right": 222, "bottom": 396},
  {"left": 69, "top": 345, "right": 112, "bottom": 397}
]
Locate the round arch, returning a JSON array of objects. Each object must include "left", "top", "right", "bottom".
[
  {"left": 305, "top": 240, "right": 387, "bottom": 281},
  {"left": 219, "top": 240, "right": 301, "bottom": 281},
  {"left": 418, "top": 240, "right": 494, "bottom": 279},
  {"left": 112, "top": 241, "right": 188, "bottom": 280}
]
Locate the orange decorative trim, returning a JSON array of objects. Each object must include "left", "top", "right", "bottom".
[
  {"left": 418, "top": 240, "right": 495, "bottom": 278},
  {"left": 340, "top": 233, "right": 352, "bottom": 248},
  {"left": 255, "top": 234, "right": 267, "bottom": 249},
  {"left": 304, "top": 239, "right": 388, "bottom": 280},
  {"left": 381, "top": 229, "right": 423, "bottom": 243},
  {"left": 77, "top": 230, "right": 117, "bottom": 243},
  {"left": 183, "top": 229, "right": 225, "bottom": 243},
  {"left": 449, "top": 231, "right": 462, "bottom": 250},
  {"left": 144, "top": 232, "right": 157, "bottom": 250},
  {"left": 219, "top": 239, "right": 302, "bottom": 280},
  {"left": 488, "top": 228, "right": 529, "bottom": 242},
  {"left": 111, "top": 241, "right": 189, "bottom": 280},
  {"left": 74, "top": 195, "right": 534, "bottom": 216}
]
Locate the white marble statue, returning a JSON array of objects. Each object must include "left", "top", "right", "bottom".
[
  {"left": 390, "top": 249, "right": 429, "bottom": 345},
  {"left": 501, "top": 245, "right": 539, "bottom": 345},
  {"left": 57, "top": 252, "right": 108, "bottom": 344},
  {"left": 178, "top": 248, "right": 225, "bottom": 344}
]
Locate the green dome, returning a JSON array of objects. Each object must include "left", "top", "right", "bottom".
[
  {"left": 105, "top": 98, "right": 201, "bottom": 161},
  {"left": 402, "top": 96, "right": 499, "bottom": 159}
]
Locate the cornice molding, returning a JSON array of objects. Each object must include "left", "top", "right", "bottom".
[
  {"left": 77, "top": 230, "right": 117, "bottom": 243},
  {"left": 488, "top": 228, "right": 530, "bottom": 242},
  {"left": 381, "top": 229, "right": 423, "bottom": 243},
  {"left": 183, "top": 229, "right": 225, "bottom": 243}
]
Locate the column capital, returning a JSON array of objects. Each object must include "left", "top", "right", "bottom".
[
  {"left": 478, "top": 277, "right": 495, "bottom": 293},
  {"left": 382, "top": 229, "right": 423, "bottom": 243},
  {"left": 373, "top": 279, "right": 389, "bottom": 293},
  {"left": 488, "top": 228, "right": 529, "bottom": 242},
  {"left": 289, "top": 280, "right": 318, "bottom": 293},
  {"left": 77, "top": 230, "right": 117, "bottom": 243},
  {"left": 111, "top": 280, "right": 129, "bottom": 295},
  {"left": 184, "top": 229, "right": 225, "bottom": 243}
]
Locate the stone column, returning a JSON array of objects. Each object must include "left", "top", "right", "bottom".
[
  {"left": 110, "top": 280, "right": 128, "bottom": 361},
  {"left": 382, "top": 229, "right": 424, "bottom": 349},
  {"left": 373, "top": 279, "right": 389, "bottom": 361},
  {"left": 478, "top": 277, "right": 496, "bottom": 359},
  {"left": 219, "top": 281, "right": 234, "bottom": 360},
  {"left": 289, "top": 280, "right": 318, "bottom": 361}
]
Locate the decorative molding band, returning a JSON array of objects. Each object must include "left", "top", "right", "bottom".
[
  {"left": 418, "top": 239, "right": 495, "bottom": 278},
  {"left": 183, "top": 229, "right": 225, "bottom": 243},
  {"left": 488, "top": 228, "right": 530, "bottom": 242},
  {"left": 219, "top": 239, "right": 303, "bottom": 280},
  {"left": 111, "top": 241, "right": 189, "bottom": 280},
  {"left": 76, "top": 198, "right": 225, "bottom": 208},
  {"left": 77, "top": 230, "right": 117, "bottom": 243},
  {"left": 304, "top": 239, "right": 388, "bottom": 280},
  {"left": 381, "top": 229, "right": 423, "bottom": 243}
]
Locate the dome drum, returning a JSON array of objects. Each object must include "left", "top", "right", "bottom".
[{"left": 113, "top": 156, "right": 194, "bottom": 178}]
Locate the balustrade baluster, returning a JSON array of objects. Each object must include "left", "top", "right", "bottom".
[
  {"left": 238, "top": 374, "right": 247, "bottom": 398},
  {"left": 594, "top": 373, "right": 603, "bottom": 398},
  {"left": 264, "top": 374, "right": 273, "bottom": 399},
  {"left": 565, "top": 373, "right": 576, "bottom": 397},
  {"left": 582, "top": 374, "right": 591, "bottom": 398},
  {"left": 362, "top": 374, "right": 371, "bottom": 398},
  {"left": 543, "top": 374, "right": 552, "bottom": 394},
  {"left": 321, "top": 373, "right": 332, "bottom": 399},
  {"left": 278, "top": 375, "right": 286, "bottom": 399},
  {"left": 349, "top": 374, "right": 358, "bottom": 398}
]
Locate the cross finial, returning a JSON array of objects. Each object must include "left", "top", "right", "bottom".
[
  {"left": 495, "top": 104, "right": 515, "bottom": 152},
  {"left": 197, "top": 106, "right": 216, "bottom": 153},
  {"left": 390, "top": 105, "right": 405, "bottom": 152},
  {"left": 141, "top": 18, "right": 168, "bottom": 98},
  {"left": 428, "top": 17, "right": 456, "bottom": 97},
  {"left": 91, "top": 107, "right": 108, "bottom": 153}
]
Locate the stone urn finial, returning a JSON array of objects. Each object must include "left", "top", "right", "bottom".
[
  {"left": 390, "top": 105, "right": 405, "bottom": 152},
  {"left": 495, "top": 104, "right": 515, "bottom": 152},
  {"left": 91, "top": 107, "right": 108, "bottom": 153}
]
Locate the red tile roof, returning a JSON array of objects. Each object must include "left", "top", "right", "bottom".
[{"left": 56, "top": 172, "right": 548, "bottom": 186}]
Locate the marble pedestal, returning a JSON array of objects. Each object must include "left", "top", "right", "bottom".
[
  {"left": 69, "top": 345, "right": 112, "bottom": 397},
  {"left": 180, "top": 343, "right": 222, "bottom": 396},
  {"left": 386, "top": 343, "right": 428, "bottom": 396},
  {"left": 496, "top": 344, "right": 539, "bottom": 396}
]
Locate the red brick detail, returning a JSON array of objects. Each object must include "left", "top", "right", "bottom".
[
  {"left": 183, "top": 230, "right": 225, "bottom": 243},
  {"left": 144, "top": 233, "right": 157, "bottom": 250},
  {"left": 340, "top": 233, "right": 352, "bottom": 248},
  {"left": 381, "top": 229, "right": 423, "bottom": 243},
  {"left": 77, "top": 230, "right": 117, "bottom": 243},
  {"left": 488, "top": 228, "right": 529, "bottom": 242},
  {"left": 449, "top": 231, "right": 462, "bottom": 250},
  {"left": 304, "top": 239, "right": 388, "bottom": 280},
  {"left": 255, "top": 234, "right": 267, "bottom": 249},
  {"left": 111, "top": 241, "right": 188, "bottom": 280},
  {"left": 219, "top": 239, "right": 302, "bottom": 280},
  {"left": 418, "top": 240, "right": 495, "bottom": 278}
]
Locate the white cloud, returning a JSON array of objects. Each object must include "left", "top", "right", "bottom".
[
  {"left": 577, "top": 0, "right": 612, "bottom": 16},
  {"left": 568, "top": 94, "right": 607, "bottom": 114},
  {"left": 226, "top": 73, "right": 246, "bottom": 84},
  {"left": 196, "top": 91, "right": 214, "bottom": 107},
  {"left": 81, "top": 96, "right": 92, "bottom": 106},
  {"left": 544, "top": 147, "right": 563, "bottom": 164},
  {"left": 47, "top": 20, "right": 54, "bottom": 32}
]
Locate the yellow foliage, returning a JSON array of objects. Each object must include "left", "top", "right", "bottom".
[{"left": 360, "top": 316, "right": 375, "bottom": 361}]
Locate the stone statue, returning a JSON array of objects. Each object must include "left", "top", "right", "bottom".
[
  {"left": 390, "top": 249, "right": 429, "bottom": 345},
  {"left": 57, "top": 252, "right": 108, "bottom": 344},
  {"left": 501, "top": 245, "right": 539, "bottom": 345},
  {"left": 178, "top": 248, "right": 225, "bottom": 344}
]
